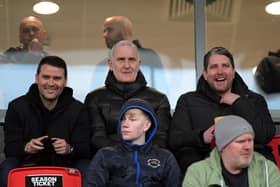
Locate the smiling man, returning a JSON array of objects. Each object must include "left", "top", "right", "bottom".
[
  {"left": 182, "top": 115, "right": 280, "bottom": 187},
  {"left": 85, "top": 40, "right": 171, "bottom": 155},
  {"left": 169, "top": 47, "right": 276, "bottom": 173},
  {"left": 0, "top": 56, "right": 91, "bottom": 187}
]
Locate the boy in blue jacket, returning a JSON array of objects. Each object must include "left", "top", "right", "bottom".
[{"left": 86, "top": 98, "right": 181, "bottom": 187}]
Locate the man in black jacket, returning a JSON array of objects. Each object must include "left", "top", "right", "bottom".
[
  {"left": 0, "top": 56, "right": 91, "bottom": 187},
  {"left": 169, "top": 47, "right": 276, "bottom": 173},
  {"left": 85, "top": 40, "right": 171, "bottom": 155}
]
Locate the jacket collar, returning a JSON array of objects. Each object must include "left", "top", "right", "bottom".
[
  {"left": 26, "top": 83, "right": 74, "bottom": 111},
  {"left": 197, "top": 72, "right": 249, "bottom": 103},
  {"left": 132, "top": 40, "right": 143, "bottom": 49},
  {"left": 105, "top": 70, "right": 147, "bottom": 99},
  {"left": 120, "top": 141, "right": 153, "bottom": 153}
]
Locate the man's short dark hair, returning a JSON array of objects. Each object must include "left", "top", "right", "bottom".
[
  {"left": 203, "top": 47, "right": 235, "bottom": 70},
  {"left": 37, "top": 56, "right": 67, "bottom": 79}
]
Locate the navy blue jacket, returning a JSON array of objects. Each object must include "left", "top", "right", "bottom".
[{"left": 86, "top": 99, "right": 181, "bottom": 187}]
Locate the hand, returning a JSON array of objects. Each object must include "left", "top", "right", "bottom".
[
  {"left": 28, "top": 38, "right": 43, "bottom": 52},
  {"left": 24, "top": 135, "right": 48, "bottom": 154},
  {"left": 220, "top": 92, "right": 240, "bottom": 105},
  {"left": 203, "top": 125, "right": 215, "bottom": 144},
  {"left": 51, "top": 138, "right": 72, "bottom": 155}
]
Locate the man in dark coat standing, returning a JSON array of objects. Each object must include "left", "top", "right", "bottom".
[{"left": 169, "top": 47, "right": 276, "bottom": 173}]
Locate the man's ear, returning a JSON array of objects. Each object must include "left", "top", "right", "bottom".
[
  {"left": 203, "top": 70, "right": 207, "bottom": 80},
  {"left": 121, "top": 28, "right": 130, "bottom": 40},
  {"left": 40, "top": 30, "right": 48, "bottom": 44},
  {"left": 144, "top": 121, "right": 151, "bottom": 132},
  {"left": 35, "top": 73, "right": 39, "bottom": 83},
  {"left": 108, "top": 59, "right": 113, "bottom": 70},
  {"left": 63, "top": 79, "right": 67, "bottom": 87}
]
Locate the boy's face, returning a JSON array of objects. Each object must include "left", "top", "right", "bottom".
[{"left": 121, "top": 109, "right": 151, "bottom": 145}]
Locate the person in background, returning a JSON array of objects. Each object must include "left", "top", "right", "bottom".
[
  {"left": 3, "top": 16, "right": 48, "bottom": 63},
  {"left": 86, "top": 98, "right": 181, "bottom": 187},
  {"left": 182, "top": 115, "right": 280, "bottom": 187},
  {"left": 85, "top": 40, "right": 171, "bottom": 155},
  {"left": 92, "top": 16, "right": 168, "bottom": 93},
  {"left": 255, "top": 49, "right": 280, "bottom": 94},
  {"left": 0, "top": 56, "right": 91, "bottom": 187},
  {"left": 169, "top": 46, "right": 276, "bottom": 173}
]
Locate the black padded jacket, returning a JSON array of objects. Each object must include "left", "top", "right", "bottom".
[
  {"left": 169, "top": 73, "right": 275, "bottom": 161},
  {"left": 85, "top": 71, "right": 171, "bottom": 153}
]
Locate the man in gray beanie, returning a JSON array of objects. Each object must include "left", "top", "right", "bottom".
[
  {"left": 182, "top": 115, "right": 280, "bottom": 187},
  {"left": 215, "top": 115, "right": 254, "bottom": 152}
]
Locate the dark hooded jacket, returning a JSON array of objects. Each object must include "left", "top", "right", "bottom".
[
  {"left": 86, "top": 98, "right": 181, "bottom": 187},
  {"left": 169, "top": 73, "right": 275, "bottom": 170},
  {"left": 85, "top": 71, "right": 171, "bottom": 153},
  {"left": 4, "top": 83, "right": 91, "bottom": 166}
]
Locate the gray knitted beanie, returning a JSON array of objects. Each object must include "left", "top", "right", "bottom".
[{"left": 215, "top": 115, "right": 254, "bottom": 151}]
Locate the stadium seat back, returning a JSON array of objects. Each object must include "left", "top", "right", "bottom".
[{"left": 7, "top": 166, "right": 81, "bottom": 187}]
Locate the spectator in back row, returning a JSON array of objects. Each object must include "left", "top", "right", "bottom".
[
  {"left": 85, "top": 40, "right": 171, "bottom": 155},
  {"left": 0, "top": 56, "right": 91, "bottom": 187},
  {"left": 2, "top": 16, "right": 48, "bottom": 64},
  {"left": 183, "top": 115, "right": 280, "bottom": 187},
  {"left": 169, "top": 46, "right": 276, "bottom": 173},
  {"left": 92, "top": 16, "right": 168, "bottom": 93},
  {"left": 86, "top": 98, "right": 181, "bottom": 187}
]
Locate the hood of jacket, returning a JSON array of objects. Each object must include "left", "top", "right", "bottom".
[
  {"left": 197, "top": 72, "right": 249, "bottom": 103},
  {"left": 117, "top": 98, "right": 158, "bottom": 148},
  {"left": 105, "top": 70, "right": 147, "bottom": 99}
]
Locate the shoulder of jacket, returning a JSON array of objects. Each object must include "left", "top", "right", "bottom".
[
  {"left": 69, "top": 99, "right": 84, "bottom": 109},
  {"left": 85, "top": 87, "right": 108, "bottom": 100},
  {"left": 8, "top": 94, "right": 30, "bottom": 107},
  {"left": 97, "top": 146, "right": 119, "bottom": 156},
  {"left": 177, "top": 91, "right": 202, "bottom": 102},
  {"left": 145, "top": 87, "right": 163, "bottom": 94}
]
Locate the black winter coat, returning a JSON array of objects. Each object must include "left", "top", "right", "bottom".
[
  {"left": 85, "top": 71, "right": 171, "bottom": 152},
  {"left": 169, "top": 73, "right": 275, "bottom": 166},
  {"left": 4, "top": 84, "right": 91, "bottom": 166}
]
